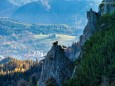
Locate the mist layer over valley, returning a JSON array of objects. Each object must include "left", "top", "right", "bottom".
[
  {"left": 0, "top": 0, "right": 102, "bottom": 60},
  {"left": 0, "top": 17, "right": 81, "bottom": 60}
]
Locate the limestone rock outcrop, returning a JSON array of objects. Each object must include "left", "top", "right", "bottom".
[
  {"left": 71, "top": 0, "right": 115, "bottom": 83},
  {"left": 80, "top": 8, "right": 99, "bottom": 46},
  {"left": 38, "top": 43, "right": 74, "bottom": 86},
  {"left": 67, "top": 9, "right": 100, "bottom": 60},
  {"left": 99, "top": 0, "right": 115, "bottom": 15},
  {"left": 38, "top": 1, "right": 115, "bottom": 86}
]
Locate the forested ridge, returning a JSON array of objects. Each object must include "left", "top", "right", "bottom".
[{"left": 63, "top": 12, "right": 115, "bottom": 86}]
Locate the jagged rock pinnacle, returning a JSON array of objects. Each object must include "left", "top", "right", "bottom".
[
  {"left": 52, "top": 41, "right": 58, "bottom": 46},
  {"left": 38, "top": 43, "right": 74, "bottom": 86}
]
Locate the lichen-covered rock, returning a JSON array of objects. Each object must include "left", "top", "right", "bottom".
[{"left": 38, "top": 44, "right": 74, "bottom": 86}]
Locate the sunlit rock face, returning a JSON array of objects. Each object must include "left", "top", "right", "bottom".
[{"left": 38, "top": 43, "right": 74, "bottom": 86}]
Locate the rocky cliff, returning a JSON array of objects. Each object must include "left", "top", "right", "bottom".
[
  {"left": 76, "top": 8, "right": 100, "bottom": 59},
  {"left": 69, "top": 0, "right": 115, "bottom": 80},
  {"left": 38, "top": 0, "right": 115, "bottom": 86},
  {"left": 68, "top": 8, "right": 100, "bottom": 60},
  {"left": 99, "top": 0, "right": 115, "bottom": 15},
  {"left": 80, "top": 0, "right": 115, "bottom": 47},
  {"left": 38, "top": 43, "right": 74, "bottom": 86},
  {"left": 72, "top": 0, "right": 115, "bottom": 59},
  {"left": 80, "top": 8, "right": 99, "bottom": 46}
]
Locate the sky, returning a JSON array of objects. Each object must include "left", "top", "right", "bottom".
[
  {"left": 8, "top": 0, "right": 49, "bottom": 6},
  {"left": 8, "top": 0, "right": 102, "bottom": 8}
]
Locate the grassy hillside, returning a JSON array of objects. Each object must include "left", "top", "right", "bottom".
[{"left": 63, "top": 12, "right": 115, "bottom": 86}]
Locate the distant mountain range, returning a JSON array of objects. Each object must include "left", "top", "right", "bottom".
[
  {"left": 0, "top": 0, "right": 102, "bottom": 60},
  {"left": 0, "top": 0, "right": 15, "bottom": 11},
  {"left": 0, "top": 0, "right": 17, "bottom": 17},
  {"left": 11, "top": 0, "right": 98, "bottom": 26},
  {"left": 0, "top": 0, "right": 102, "bottom": 28}
]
